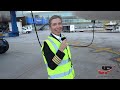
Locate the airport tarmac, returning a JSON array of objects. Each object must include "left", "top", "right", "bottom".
[{"left": 0, "top": 30, "right": 120, "bottom": 79}]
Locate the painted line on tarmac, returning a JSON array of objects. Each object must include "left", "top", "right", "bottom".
[
  {"left": 69, "top": 41, "right": 120, "bottom": 55},
  {"left": 88, "top": 44, "right": 120, "bottom": 55}
]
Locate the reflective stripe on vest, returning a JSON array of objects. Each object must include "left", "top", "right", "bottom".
[
  {"left": 48, "top": 37, "right": 70, "bottom": 61},
  {"left": 49, "top": 66, "right": 73, "bottom": 79},
  {"left": 48, "top": 38, "right": 58, "bottom": 52},
  {"left": 48, "top": 36, "right": 71, "bottom": 59},
  {"left": 44, "top": 36, "right": 74, "bottom": 79}
]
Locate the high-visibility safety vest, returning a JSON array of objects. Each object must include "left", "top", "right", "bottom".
[{"left": 41, "top": 35, "right": 75, "bottom": 79}]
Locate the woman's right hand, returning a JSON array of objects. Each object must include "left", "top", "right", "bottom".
[{"left": 59, "top": 39, "right": 68, "bottom": 52}]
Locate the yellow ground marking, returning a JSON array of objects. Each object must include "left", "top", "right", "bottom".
[
  {"left": 94, "top": 48, "right": 111, "bottom": 52},
  {"left": 88, "top": 44, "right": 98, "bottom": 49},
  {"left": 116, "top": 58, "right": 120, "bottom": 62},
  {"left": 89, "top": 45, "right": 120, "bottom": 55},
  {"left": 68, "top": 41, "right": 120, "bottom": 55}
]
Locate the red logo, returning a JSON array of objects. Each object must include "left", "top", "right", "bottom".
[
  {"left": 98, "top": 69, "right": 112, "bottom": 74},
  {"left": 97, "top": 65, "right": 115, "bottom": 75}
]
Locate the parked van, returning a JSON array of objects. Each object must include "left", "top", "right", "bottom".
[
  {"left": 63, "top": 25, "right": 75, "bottom": 32},
  {"left": 22, "top": 25, "right": 32, "bottom": 34}
]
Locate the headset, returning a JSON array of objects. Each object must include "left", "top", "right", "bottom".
[
  {"left": 31, "top": 11, "right": 120, "bottom": 71},
  {"left": 31, "top": 11, "right": 95, "bottom": 48}
]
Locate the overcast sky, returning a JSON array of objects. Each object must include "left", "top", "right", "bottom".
[
  {"left": 16, "top": 11, "right": 120, "bottom": 20},
  {"left": 1, "top": 11, "right": 120, "bottom": 20},
  {"left": 16, "top": 11, "right": 73, "bottom": 17}
]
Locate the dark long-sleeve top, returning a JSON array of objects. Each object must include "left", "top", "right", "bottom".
[{"left": 42, "top": 34, "right": 65, "bottom": 70}]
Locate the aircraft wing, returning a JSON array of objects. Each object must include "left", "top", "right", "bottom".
[{"left": 72, "top": 11, "right": 120, "bottom": 20}]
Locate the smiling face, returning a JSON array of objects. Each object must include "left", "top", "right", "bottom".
[{"left": 49, "top": 16, "right": 63, "bottom": 36}]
